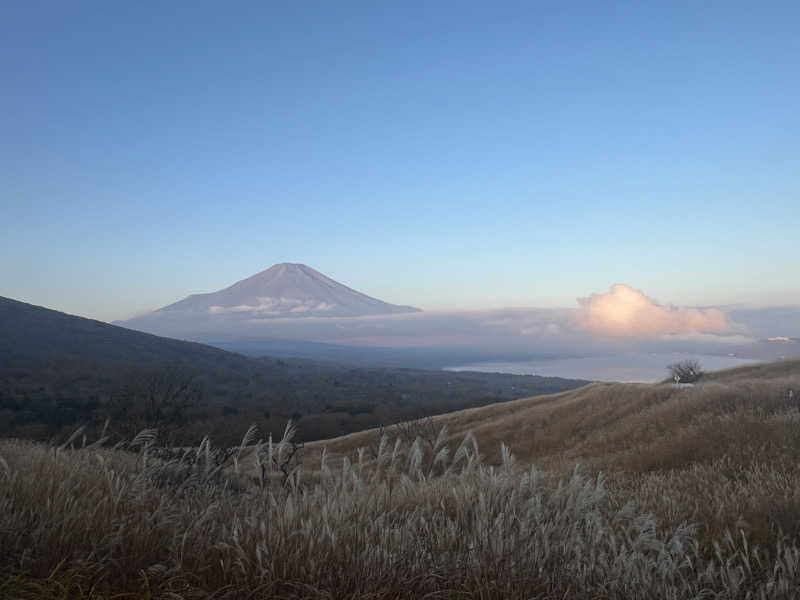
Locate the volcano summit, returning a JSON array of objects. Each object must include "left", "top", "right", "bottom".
[{"left": 123, "top": 263, "right": 421, "bottom": 326}]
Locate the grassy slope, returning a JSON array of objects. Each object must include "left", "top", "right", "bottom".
[
  {"left": 307, "top": 358, "right": 800, "bottom": 548},
  {"left": 308, "top": 357, "right": 800, "bottom": 467},
  {"left": 3, "top": 358, "right": 800, "bottom": 598}
]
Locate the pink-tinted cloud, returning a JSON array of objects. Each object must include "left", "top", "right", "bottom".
[{"left": 576, "top": 284, "right": 729, "bottom": 337}]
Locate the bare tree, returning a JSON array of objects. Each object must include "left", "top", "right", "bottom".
[
  {"left": 107, "top": 363, "right": 202, "bottom": 443},
  {"left": 667, "top": 359, "right": 704, "bottom": 384}
]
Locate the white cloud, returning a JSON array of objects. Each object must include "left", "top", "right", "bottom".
[
  {"left": 575, "top": 284, "right": 729, "bottom": 338},
  {"left": 208, "top": 297, "right": 339, "bottom": 315},
  {"left": 208, "top": 304, "right": 261, "bottom": 314}
]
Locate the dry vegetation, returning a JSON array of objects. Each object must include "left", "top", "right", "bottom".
[{"left": 2, "top": 358, "right": 800, "bottom": 598}]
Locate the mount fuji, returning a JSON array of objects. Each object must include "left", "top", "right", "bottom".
[{"left": 121, "top": 264, "right": 421, "bottom": 334}]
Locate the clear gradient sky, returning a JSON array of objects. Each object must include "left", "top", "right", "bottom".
[{"left": 2, "top": 1, "right": 799, "bottom": 322}]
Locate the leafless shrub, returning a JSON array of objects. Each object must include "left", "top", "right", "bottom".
[{"left": 668, "top": 359, "right": 704, "bottom": 383}]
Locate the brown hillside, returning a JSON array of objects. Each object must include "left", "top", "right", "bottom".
[
  {"left": 305, "top": 357, "right": 800, "bottom": 549},
  {"left": 308, "top": 357, "right": 800, "bottom": 471}
]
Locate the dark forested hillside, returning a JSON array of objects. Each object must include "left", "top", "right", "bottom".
[
  {"left": 0, "top": 296, "right": 245, "bottom": 368},
  {"left": 0, "top": 296, "right": 589, "bottom": 445}
]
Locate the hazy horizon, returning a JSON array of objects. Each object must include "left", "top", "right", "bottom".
[
  {"left": 445, "top": 352, "right": 761, "bottom": 383},
  {"left": 5, "top": 264, "right": 800, "bottom": 362},
  {"left": 5, "top": 265, "right": 800, "bottom": 325}
]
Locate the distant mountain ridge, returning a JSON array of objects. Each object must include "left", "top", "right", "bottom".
[
  {"left": 0, "top": 295, "right": 246, "bottom": 368},
  {"left": 126, "top": 263, "right": 420, "bottom": 326}
]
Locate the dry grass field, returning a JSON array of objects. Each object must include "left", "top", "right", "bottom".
[{"left": 2, "top": 358, "right": 800, "bottom": 598}]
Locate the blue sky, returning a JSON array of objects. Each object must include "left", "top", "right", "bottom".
[{"left": 2, "top": 1, "right": 798, "bottom": 321}]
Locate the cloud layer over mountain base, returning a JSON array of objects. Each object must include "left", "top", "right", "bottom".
[{"left": 121, "top": 284, "right": 800, "bottom": 361}]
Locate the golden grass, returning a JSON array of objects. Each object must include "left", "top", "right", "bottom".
[
  {"left": 305, "top": 357, "right": 800, "bottom": 550},
  {"left": 2, "top": 357, "right": 800, "bottom": 598},
  {"left": 308, "top": 358, "right": 800, "bottom": 468}
]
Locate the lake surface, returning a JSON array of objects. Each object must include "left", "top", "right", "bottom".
[{"left": 445, "top": 353, "right": 760, "bottom": 383}]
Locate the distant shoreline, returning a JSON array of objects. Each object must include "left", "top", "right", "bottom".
[{"left": 445, "top": 352, "right": 761, "bottom": 383}]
